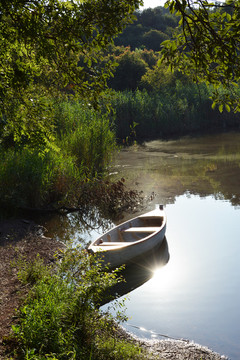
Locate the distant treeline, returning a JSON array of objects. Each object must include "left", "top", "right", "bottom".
[
  {"left": 100, "top": 5, "right": 240, "bottom": 141},
  {"left": 114, "top": 6, "right": 178, "bottom": 51}
]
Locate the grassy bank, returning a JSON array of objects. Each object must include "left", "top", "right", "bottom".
[
  {"left": 0, "top": 101, "right": 118, "bottom": 213},
  {"left": 9, "top": 246, "right": 154, "bottom": 360}
]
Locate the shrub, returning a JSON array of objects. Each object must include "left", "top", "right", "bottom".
[{"left": 12, "top": 246, "right": 146, "bottom": 360}]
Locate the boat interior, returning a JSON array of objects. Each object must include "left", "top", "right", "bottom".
[{"left": 93, "top": 215, "right": 164, "bottom": 247}]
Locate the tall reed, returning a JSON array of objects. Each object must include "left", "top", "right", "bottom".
[
  {"left": 55, "top": 101, "right": 116, "bottom": 178},
  {"left": 0, "top": 101, "right": 117, "bottom": 211},
  {"left": 108, "top": 85, "right": 240, "bottom": 142},
  {"left": 0, "top": 148, "right": 77, "bottom": 209}
]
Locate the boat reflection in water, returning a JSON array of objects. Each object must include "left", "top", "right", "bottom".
[{"left": 102, "top": 237, "right": 169, "bottom": 305}]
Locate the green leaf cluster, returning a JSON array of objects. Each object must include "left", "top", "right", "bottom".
[{"left": 0, "top": 0, "right": 142, "bottom": 150}]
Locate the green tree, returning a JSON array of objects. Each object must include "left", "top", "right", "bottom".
[
  {"left": 108, "top": 47, "right": 148, "bottom": 91},
  {"left": 140, "top": 63, "right": 177, "bottom": 92},
  {"left": 137, "top": 48, "right": 159, "bottom": 68},
  {"left": 142, "top": 29, "right": 168, "bottom": 51},
  {"left": 161, "top": 0, "right": 240, "bottom": 112},
  {"left": 139, "top": 6, "right": 178, "bottom": 32},
  {"left": 0, "top": 0, "right": 142, "bottom": 149},
  {"left": 114, "top": 23, "right": 146, "bottom": 49},
  {"left": 114, "top": 6, "right": 179, "bottom": 50}
]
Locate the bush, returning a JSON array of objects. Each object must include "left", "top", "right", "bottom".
[
  {"left": 107, "top": 48, "right": 148, "bottom": 91},
  {"left": 12, "top": 247, "right": 146, "bottom": 360}
]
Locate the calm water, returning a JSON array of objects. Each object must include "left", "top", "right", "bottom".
[
  {"left": 104, "top": 131, "right": 240, "bottom": 360},
  {"left": 113, "top": 195, "right": 240, "bottom": 360},
  {"left": 45, "top": 131, "right": 240, "bottom": 359}
]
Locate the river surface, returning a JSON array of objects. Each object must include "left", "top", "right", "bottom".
[{"left": 45, "top": 131, "right": 240, "bottom": 360}]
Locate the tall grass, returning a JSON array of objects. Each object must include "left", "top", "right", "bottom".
[
  {"left": 108, "top": 85, "right": 240, "bottom": 142},
  {"left": 0, "top": 148, "right": 79, "bottom": 210},
  {"left": 55, "top": 102, "right": 116, "bottom": 178},
  {"left": 0, "top": 101, "right": 117, "bottom": 211}
]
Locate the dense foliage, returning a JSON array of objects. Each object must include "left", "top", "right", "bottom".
[
  {"left": 0, "top": 0, "right": 142, "bottom": 150},
  {"left": 112, "top": 1, "right": 240, "bottom": 112},
  {"left": 161, "top": 0, "right": 240, "bottom": 111},
  {"left": 0, "top": 0, "right": 146, "bottom": 213},
  {"left": 115, "top": 6, "right": 178, "bottom": 50}
]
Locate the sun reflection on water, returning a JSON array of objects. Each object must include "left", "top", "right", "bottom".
[{"left": 147, "top": 254, "right": 189, "bottom": 295}]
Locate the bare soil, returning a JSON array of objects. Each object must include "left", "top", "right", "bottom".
[{"left": 0, "top": 219, "right": 228, "bottom": 359}]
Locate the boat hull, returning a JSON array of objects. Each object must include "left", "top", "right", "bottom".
[
  {"left": 98, "top": 224, "right": 166, "bottom": 268},
  {"left": 88, "top": 205, "right": 167, "bottom": 269}
]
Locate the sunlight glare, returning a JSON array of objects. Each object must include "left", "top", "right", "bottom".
[{"left": 146, "top": 256, "right": 189, "bottom": 294}]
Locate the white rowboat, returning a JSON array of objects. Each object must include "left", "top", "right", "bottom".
[{"left": 88, "top": 205, "right": 167, "bottom": 268}]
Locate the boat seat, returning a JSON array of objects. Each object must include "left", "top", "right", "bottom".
[
  {"left": 95, "top": 242, "right": 128, "bottom": 251},
  {"left": 97, "top": 242, "right": 126, "bottom": 246},
  {"left": 123, "top": 226, "right": 160, "bottom": 233}
]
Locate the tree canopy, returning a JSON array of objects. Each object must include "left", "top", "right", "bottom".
[
  {"left": 107, "top": 47, "right": 149, "bottom": 91},
  {"left": 0, "top": 0, "right": 142, "bottom": 149},
  {"left": 161, "top": 0, "right": 240, "bottom": 112}
]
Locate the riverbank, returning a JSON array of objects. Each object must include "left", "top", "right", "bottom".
[
  {"left": 0, "top": 218, "right": 66, "bottom": 358},
  {"left": 0, "top": 219, "right": 227, "bottom": 359}
]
